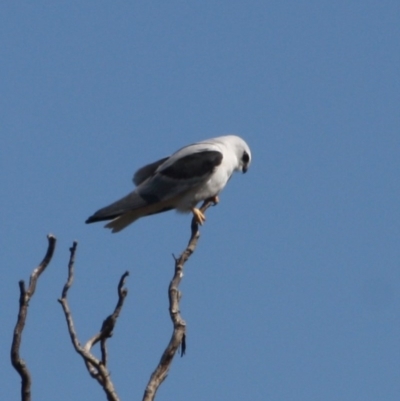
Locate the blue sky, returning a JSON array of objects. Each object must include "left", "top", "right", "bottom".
[{"left": 1, "top": 1, "right": 399, "bottom": 400}]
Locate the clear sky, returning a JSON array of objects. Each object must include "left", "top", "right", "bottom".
[{"left": 1, "top": 2, "right": 399, "bottom": 400}]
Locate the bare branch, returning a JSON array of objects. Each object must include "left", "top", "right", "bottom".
[
  {"left": 58, "top": 242, "right": 128, "bottom": 401},
  {"left": 10, "top": 234, "right": 57, "bottom": 401},
  {"left": 143, "top": 200, "right": 214, "bottom": 401}
]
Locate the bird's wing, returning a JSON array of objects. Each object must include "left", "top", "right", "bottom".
[
  {"left": 132, "top": 156, "right": 169, "bottom": 185},
  {"left": 159, "top": 150, "right": 223, "bottom": 179},
  {"left": 137, "top": 149, "right": 223, "bottom": 201}
]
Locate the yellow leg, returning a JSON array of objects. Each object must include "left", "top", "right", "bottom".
[{"left": 191, "top": 207, "right": 206, "bottom": 225}]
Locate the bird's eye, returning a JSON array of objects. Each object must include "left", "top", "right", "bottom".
[{"left": 242, "top": 151, "right": 250, "bottom": 163}]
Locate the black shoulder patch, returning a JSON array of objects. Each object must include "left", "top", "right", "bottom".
[{"left": 160, "top": 150, "right": 223, "bottom": 180}]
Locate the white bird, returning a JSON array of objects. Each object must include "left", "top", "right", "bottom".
[{"left": 85, "top": 135, "right": 251, "bottom": 233}]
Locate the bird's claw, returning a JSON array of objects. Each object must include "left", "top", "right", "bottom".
[{"left": 191, "top": 208, "right": 206, "bottom": 225}]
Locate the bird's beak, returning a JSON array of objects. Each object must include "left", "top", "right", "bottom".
[{"left": 243, "top": 165, "right": 248, "bottom": 173}]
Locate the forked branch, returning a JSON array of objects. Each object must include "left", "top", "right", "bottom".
[{"left": 58, "top": 241, "right": 129, "bottom": 401}]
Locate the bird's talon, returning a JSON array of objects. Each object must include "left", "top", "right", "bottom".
[{"left": 192, "top": 208, "right": 206, "bottom": 225}]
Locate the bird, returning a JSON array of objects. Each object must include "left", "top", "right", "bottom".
[{"left": 85, "top": 135, "right": 251, "bottom": 233}]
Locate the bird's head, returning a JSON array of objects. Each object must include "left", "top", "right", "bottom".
[
  {"left": 227, "top": 135, "right": 251, "bottom": 174},
  {"left": 200, "top": 134, "right": 251, "bottom": 174}
]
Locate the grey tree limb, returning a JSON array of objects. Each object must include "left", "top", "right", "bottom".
[
  {"left": 58, "top": 241, "right": 129, "bottom": 401},
  {"left": 142, "top": 200, "right": 214, "bottom": 401},
  {"left": 10, "top": 234, "right": 57, "bottom": 401}
]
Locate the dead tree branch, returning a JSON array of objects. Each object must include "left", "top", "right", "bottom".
[
  {"left": 142, "top": 200, "right": 214, "bottom": 401},
  {"left": 10, "top": 234, "right": 57, "bottom": 401},
  {"left": 58, "top": 241, "right": 129, "bottom": 401}
]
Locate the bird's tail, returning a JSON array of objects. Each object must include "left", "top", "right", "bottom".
[
  {"left": 103, "top": 204, "right": 175, "bottom": 233},
  {"left": 85, "top": 190, "right": 175, "bottom": 233},
  {"left": 85, "top": 191, "right": 146, "bottom": 223},
  {"left": 104, "top": 210, "right": 144, "bottom": 233}
]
